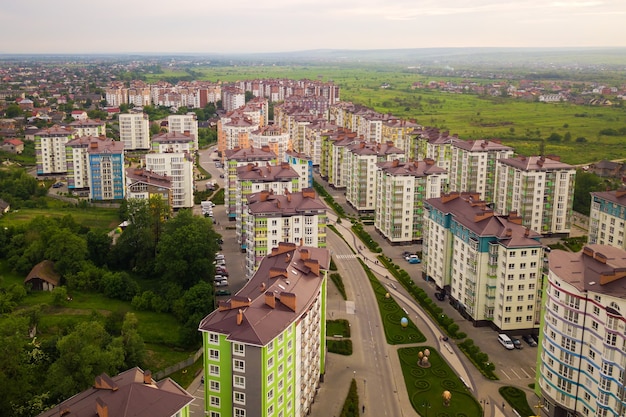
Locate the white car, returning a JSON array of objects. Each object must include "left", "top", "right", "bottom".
[{"left": 216, "top": 280, "right": 229, "bottom": 287}]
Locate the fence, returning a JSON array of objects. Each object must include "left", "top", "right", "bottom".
[{"left": 154, "top": 347, "right": 203, "bottom": 380}]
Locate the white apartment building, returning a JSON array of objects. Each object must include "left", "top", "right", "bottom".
[
  {"left": 249, "top": 125, "right": 291, "bottom": 162},
  {"left": 152, "top": 131, "right": 194, "bottom": 154},
  {"left": 145, "top": 151, "right": 194, "bottom": 209},
  {"left": 495, "top": 155, "right": 576, "bottom": 235},
  {"left": 375, "top": 159, "right": 448, "bottom": 243},
  {"left": 381, "top": 119, "right": 422, "bottom": 158},
  {"left": 539, "top": 245, "right": 626, "bottom": 417},
  {"left": 35, "top": 125, "right": 75, "bottom": 175},
  {"left": 168, "top": 114, "right": 199, "bottom": 150},
  {"left": 68, "top": 119, "right": 106, "bottom": 137},
  {"left": 65, "top": 135, "right": 107, "bottom": 190},
  {"left": 303, "top": 120, "right": 340, "bottom": 166},
  {"left": 423, "top": 192, "right": 544, "bottom": 331},
  {"left": 243, "top": 189, "right": 327, "bottom": 277},
  {"left": 119, "top": 113, "right": 151, "bottom": 151},
  {"left": 450, "top": 140, "right": 514, "bottom": 203},
  {"left": 345, "top": 141, "right": 404, "bottom": 212},
  {"left": 222, "top": 86, "right": 246, "bottom": 112},
  {"left": 589, "top": 189, "right": 626, "bottom": 250},
  {"left": 285, "top": 150, "right": 313, "bottom": 189}
]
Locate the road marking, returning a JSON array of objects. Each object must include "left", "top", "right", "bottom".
[
  {"left": 501, "top": 369, "right": 511, "bottom": 380},
  {"left": 510, "top": 368, "right": 521, "bottom": 379},
  {"left": 521, "top": 367, "right": 532, "bottom": 378},
  {"left": 335, "top": 254, "right": 359, "bottom": 259}
]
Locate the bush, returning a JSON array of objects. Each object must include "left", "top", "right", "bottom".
[
  {"left": 330, "top": 273, "right": 347, "bottom": 300},
  {"left": 339, "top": 379, "right": 360, "bottom": 417},
  {"left": 499, "top": 386, "right": 534, "bottom": 417},
  {"left": 327, "top": 339, "right": 353, "bottom": 355}
]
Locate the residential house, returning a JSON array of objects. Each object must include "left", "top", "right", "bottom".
[
  {"left": 1, "top": 138, "right": 24, "bottom": 154},
  {"left": 24, "top": 260, "right": 60, "bottom": 291},
  {"left": 37, "top": 367, "right": 193, "bottom": 417},
  {"left": 126, "top": 167, "right": 173, "bottom": 210}
]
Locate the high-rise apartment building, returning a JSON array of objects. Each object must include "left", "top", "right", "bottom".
[
  {"left": 35, "top": 125, "right": 75, "bottom": 175},
  {"left": 243, "top": 189, "right": 327, "bottom": 277},
  {"left": 199, "top": 243, "right": 330, "bottom": 417},
  {"left": 168, "top": 114, "right": 199, "bottom": 150},
  {"left": 375, "top": 159, "right": 447, "bottom": 243},
  {"left": 539, "top": 244, "right": 626, "bottom": 417},
  {"left": 423, "top": 192, "right": 544, "bottom": 331},
  {"left": 119, "top": 113, "right": 151, "bottom": 151},
  {"left": 589, "top": 189, "right": 626, "bottom": 250},
  {"left": 449, "top": 140, "right": 514, "bottom": 202},
  {"left": 495, "top": 155, "right": 576, "bottom": 235},
  {"left": 145, "top": 152, "right": 194, "bottom": 209},
  {"left": 87, "top": 139, "right": 126, "bottom": 201}
]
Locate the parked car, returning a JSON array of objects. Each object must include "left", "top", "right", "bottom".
[
  {"left": 52, "top": 182, "right": 63, "bottom": 188},
  {"left": 214, "top": 275, "right": 226, "bottom": 281},
  {"left": 523, "top": 334, "right": 538, "bottom": 347},
  {"left": 216, "top": 253, "right": 225, "bottom": 260},
  {"left": 408, "top": 255, "right": 421, "bottom": 264},
  {"left": 511, "top": 337, "right": 523, "bottom": 349},
  {"left": 216, "top": 268, "right": 229, "bottom": 276},
  {"left": 498, "top": 334, "right": 515, "bottom": 350},
  {"left": 216, "top": 280, "right": 229, "bottom": 287},
  {"left": 435, "top": 292, "right": 446, "bottom": 301},
  {"left": 215, "top": 289, "right": 231, "bottom": 296}
]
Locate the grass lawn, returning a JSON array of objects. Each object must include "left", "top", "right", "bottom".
[
  {"left": 499, "top": 386, "right": 534, "bottom": 417},
  {"left": 360, "top": 260, "right": 426, "bottom": 344},
  {"left": 398, "top": 346, "right": 480, "bottom": 417},
  {"left": 0, "top": 202, "right": 120, "bottom": 232},
  {"left": 327, "top": 319, "right": 351, "bottom": 337}
]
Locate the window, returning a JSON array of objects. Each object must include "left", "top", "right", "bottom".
[
  {"left": 518, "top": 285, "right": 525, "bottom": 291},
  {"left": 209, "top": 365, "right": 220, "bottom": 376},
  {"left": 278, "top": 363, "right": 284, "bottom": 375},
  {"left": 278, "top": 348, "right": 284, "bottom": 359},
  {"left": 234, "top": 359, "right": 245, "bottom": 372},
  {"left": 211, "top": 412, "right": 221, "bottom": 417},
  {"left": 508, "top": 263, "right": 515, "bottom": 269},
  {"left": 210, "top": 396, "right": 220, "bottom": 407},
  {"left": 209, "top": 380, "right": 220, "bottom": 392},
  {"left": 268, "top": 405, "right": 274, "bottom": 416},
  {"left": 268, "top": 372, "right": 274, "bottom": 385},
  {"left": 233, "top": 343, "right": 245, "bottom": 356},
  {"left": 267, "top": 388, "right": 274, "bottom": 401},
  {"left": 268, "top": 340, "right": 274, "bottom": 352},
  {"left": 234, "top": 392, "right": 246, "bottom": 405},
  {"left": 267, "top": 356, "right": 274, "bottom": 368},
  {"left": 234, "top": 375, "right": 245, "bottom": 388},
  {"left": 235, "top": 408, "right": 246, "bottom": 417},
  {"left": 506, "top": 296, "right": 512, "bottom": 302},
  {"left": 209, "top": 332, "right": 219, "bottom": 344},
  {"left": 278, "top": 378, "right": 284, "bottom": 390},
  {"left": 209, "top": 349, "right": 219, "bottom": 360}
]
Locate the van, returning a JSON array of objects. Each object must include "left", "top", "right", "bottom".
[{"left": 498, "top": 334, "right": 515, "bottom": 350}]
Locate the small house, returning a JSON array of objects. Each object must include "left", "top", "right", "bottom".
[{"left": 24, "top": 260, "right": 60, "bottom": 291}]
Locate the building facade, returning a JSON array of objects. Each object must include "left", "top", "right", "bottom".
[
  {"left": 119, "top": 113, "right": 151, "bottom": 151},
  {"left": 423, "top": 192, "right": 544, "bottom": 331},
  {"left": 375, "top": 159, "right": 448, "bottom": 243},
  {"left": 87, "top": 139, "right": 126, "bottom": 201},
  {"left": 495, "top": 155, "right": 576, "bottom": 235},
  {"left": 199, "top": 243, "right": 330, "bottom": 417},
  {"left": 284, "top": 150, "right": 313, "bottom": 189},
  {"left": 35, "top": 126, "right": 75, "bottom": 175},
  {"left": 539, "top": 245, "right": 626, "bottom": 417},
  {"left": 589, "top": 189, "right": 626, "bottom": 250},
  {"left": 145, "top": 151, "right": 194, "bottom": 209},
  {"left": 243, "top": 189, "right": 327, "bottom": 277},
  {"left": 168, "top": 113, "right": 199, "bottom": 150},
  {"left": 449, "top": 140, "right": 514, "bottom": 203}
]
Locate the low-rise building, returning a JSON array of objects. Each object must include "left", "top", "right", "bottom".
[{"left": 125, "top": 167, "right": 173, "bottom": 210}]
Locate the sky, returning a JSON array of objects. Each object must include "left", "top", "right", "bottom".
[{"left": 1, "top": 0, "right": 625, "bottom": 54}]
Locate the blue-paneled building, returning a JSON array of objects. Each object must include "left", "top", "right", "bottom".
[{"left": 88, "top": 140, "right": 126, "bottom": 201}]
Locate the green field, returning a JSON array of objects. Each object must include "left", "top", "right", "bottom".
[
  {"left": 157, "top": 64, "right": 626, "bottom": 165},
  {"left": 0, "top": 200, "right": 120, "bottom": 231}
]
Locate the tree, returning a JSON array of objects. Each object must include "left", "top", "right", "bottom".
[
  {"left": 45, "top": 321, "right": 124, "bottom": 402},
  {"left": 5, "top": 103, "right": 22, "bottom": 118},
  {"left": 172, "top": 281, "right": 214, "bottom": 347},
  {"left": 121, "top": 313, "right": 146, "bottom": 368},
  {"left": 44, "top": 229, "right": 88, "bottom": 276},
  {"left": 86, "top": 230, "right": 112, "bottom": 267},
  {"left": 154, "top": 210, "right": 219, "bottom": 289}
]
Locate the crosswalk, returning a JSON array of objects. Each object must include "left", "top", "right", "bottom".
[{"left": 334, "top": 253, "right": 359, "bottom": 260}]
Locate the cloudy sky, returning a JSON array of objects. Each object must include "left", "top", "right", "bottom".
[{"left": 1, "top": 0, "right": 624, "bottom": 54}]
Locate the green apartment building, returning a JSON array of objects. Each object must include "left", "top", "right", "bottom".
[{"left": 199, "top": 243, "right": 329, "bottom": 417}]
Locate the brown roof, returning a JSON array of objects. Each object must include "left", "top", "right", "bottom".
[
  {"left": 236, "top": 163, "right": 299, "bottom": 182},
  {"left": 452, "top": 139, "right": 513, "bottom": 152},
  {"left": 24, "top": 260, "right": 60, "bottom": 286},
  {"left": 126, "top": 168, "right": 172, "bottom": 188},
  {"left": 548, "top": 245, "right": 626, "bottom": 297},
  {"left": 591, "top": 189, "right": 626, "bottom": 206},
  {"left": 151, "top": 131, "right": 194, "bottom": 143},
  {"left": 377, "top": 159, "right": 447, "bottom": 177},
  {"left": 199, "top": 244, "right": 330, "bottom": 346},
  {"left": 498, "top": 155, "right": 574, "bottom": 171},
  {"left": 37, "top": 367, "right": 193, "bottom": 417},
  {"left": 225, "top": 145, "right": 277, "bottom": 161},
  {"left": 425, "top": 192, "right": 541, "bottom": 247},
  {"left": 246, "top": 189, "right": 326, "bottom": 215}
]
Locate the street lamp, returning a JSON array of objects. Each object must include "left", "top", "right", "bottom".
[
  {"left": 480, "top": 399, "right": 489, "bottom": 417},
  {"left": 420, "top": 401, "right": 431, "bottom": 417}
]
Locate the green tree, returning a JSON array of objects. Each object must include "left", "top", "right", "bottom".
[
  {"left": 5, "top": 103, "right": 23, "bottom": 118},
  {"left": 154, "top": 210, "right": 219, "bottom": 289},
  {"left": 86, "top": 230, "right": 112, "bottom": 267},
  {"left": 45, "top": 229, "right": 88, "bottom": 276},
  {"left": 45, "top": 321, "right": 125, "bottom": 402},
  {"left": 573, "top": 170, "right": 605, "bottom": 215},
  {"left": 173, "top": 281, "right": 214, "bottom": 347},
  {"left": 121, "top": 313, "right": 146, "bottom": 368}
]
